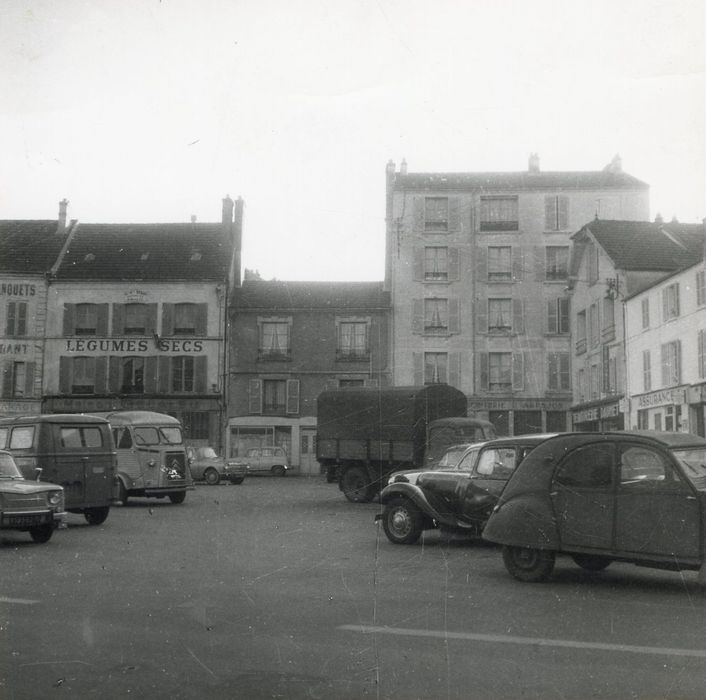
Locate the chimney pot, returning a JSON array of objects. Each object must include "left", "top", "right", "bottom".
[
  {"left": 386, "top": 159, "right": 395, "bottom": 175},
  {"left": 222, "top": 195, "right": 234, "bottom": 225},
  {"left": 57, "top": 198, "right": 69, "bottom": 234},
  {"left": 528, "top": 153, "right": 540, "bottom": 173},
  {"left": 191, "top": 215, "right": 197, "bottom": 223},
  {"left": 400, "top": 159, "right": 408, "bottom": 175}
]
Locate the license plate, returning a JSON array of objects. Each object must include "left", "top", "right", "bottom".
[{"left": 3, "top": 513, "right": 50, "bottom": 528}]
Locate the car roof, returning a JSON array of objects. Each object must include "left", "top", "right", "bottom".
[
  {"left": 0, "top": 413, "right": 110, "bottom": 426},
  {"left": 478, "top": 433, "right": 559, "bottom": 448}
]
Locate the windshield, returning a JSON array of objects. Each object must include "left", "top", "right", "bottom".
[
  {"left": 159, "top": 427, "right": 183, "bottom": 445},
  {"left": 673, "top": 447, "right": 706, "bottom": 487},
  {"left": 199, "top": 447, "right": 218, "bottom": 459},
  {"left": 0, "top": 452, "right": 23, "bottom": 479},
  {"left": 436, "top": 446, "right": 468, "bottom": 469},
  {"left": 134, "top": 426, "right": 183, "bottom": 446}
]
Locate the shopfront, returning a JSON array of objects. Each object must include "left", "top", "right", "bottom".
[
  {"left": 633, "top": 387, "right": 688, "bottom": 432},
  {"left": 571, "top": 396, "right": 625, "bottom": 432},
  {"left": 466, "top": 398, "right": 571, "bottom": 436}
]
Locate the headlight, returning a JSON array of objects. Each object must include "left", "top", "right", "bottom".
[{"left": 48, "top": 491, "right": 63, "bottom": 506}]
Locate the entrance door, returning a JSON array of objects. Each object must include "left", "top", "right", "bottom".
[{"left": 300, "top": 430, "right": 318, "bottom": 476}]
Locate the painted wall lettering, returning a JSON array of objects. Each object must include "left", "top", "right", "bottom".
[{"left": 0, "top": 283, "right": 36, "bottom": 296}]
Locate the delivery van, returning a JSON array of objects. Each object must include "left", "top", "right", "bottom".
[{"left": 0, "top": 414, "right": 116, "bottom": 525}]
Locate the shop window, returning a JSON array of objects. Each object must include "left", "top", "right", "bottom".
[
  {"left": 546, "top": 411, "right": 567, "bottom": 432},
  {"left": 514, "top": 411, "right": 542, "bottom": 435},
  {"left": 489, "top": 411, "right": 510, "bottom": 437}
]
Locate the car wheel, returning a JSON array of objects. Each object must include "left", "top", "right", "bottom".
[
  {"left": 571, "top": 554, "right": 612, "bottom": 571},
  {"left": 271, "top": 465, "right": 286, "bottom": 477},
  {"left": 84, "top": 506, "right": 110, "bottom": 526},
  {"left": 29, "top": 524, "right": 54, "bottom": 543},
  {"left": 340, "top": 466, "right": 374, "bottom": 503},
  {"left": 382, "top": 497, "right": 424, "bottom": 545},
  {"left": 169, "top": 491, "right": 186, "bottom": 504},
  {"left": 230, "top": 476, "right": 244, "bottom": 485},
  {"left": 118, "top": 480, "right": 129, "bottom": 506},
  {"left": 204, "top": 468, "right": 220, "bottom": 486},
  {"left": 502, "top": 545, "right": 555, "bottom": 582}
]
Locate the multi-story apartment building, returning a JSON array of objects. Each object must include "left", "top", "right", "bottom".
[
  {"left": 227, "top": 281, "right": 390, "bottom": 474},
  {"left": 41, "top": 198, "right": 243, "bottom": 451},
  {"left": 385, "top": 155, "right": 649, "bottom": 435},
  {"left": 568, "top": 219, "right": 704, "bottom": 431},
  {"left": 0, "top": 202, "right": 75, "bottom": 417},
  {"left": 624, "top": 245, "right": 706, "bottom": 436}
]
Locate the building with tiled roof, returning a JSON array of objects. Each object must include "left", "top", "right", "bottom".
[
  {"left": 0, "top": 202, "right": 75, "bottom": 416},
  {"left": 567, "top": 218, "right": 705, "bottom": 432},
  {"left": 227, "top": 279, "right": 390, "bottom": 474},
  {"left": 41, "top": 197, "right": 243, "bottom": 451},
  {"left": 385, "top": 155, "right": 650, "bottom": 436}
]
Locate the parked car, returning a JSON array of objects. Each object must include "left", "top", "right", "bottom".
[
  {"left": 377, "top": 434, "right": 555, "bottom": 544},
  {"left": 482, "top": 431, "right": 706, "bottom": 583},
  {"left": 186, "top": 446, "right": 247, "bottom": 485},
  {"left": 0, "top": 450, "right": 66, "bottom": 543},
  {"left": 387, "top": 442, "right": 483, "bottom": 486},
  {"left": 243, "top": 446, "right": 290, "bottom": 476}
]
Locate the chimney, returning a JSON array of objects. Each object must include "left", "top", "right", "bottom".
[
  {"left": 400, "top": 158, "right": 408, "bottom": 175},
  {"left": 190, "top": 215, "right": 197, "bottom": 223},
  {"left": 222, "top": 195, "right": 234, "bottom": 226},
  {"left": 654, "top": 212, "right": 663, "bottom": 224},
  {"left": 57, "top": 199, "right": 68, "bottom": 234},
  {"left": 528, "top": 153, "right": 540, "bottom": 173},
  {"left": 232, "top": 197, "right": 244, "bottom": 288},
  {"left": 604, "top": 154, "right": 623, "bottom": 173}
]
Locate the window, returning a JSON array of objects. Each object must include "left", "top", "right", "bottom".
[
  {"left": 487, "top": 246, "right": 512, "bottom": 281},
  {"left": 643, "top": 350, "right": 652, "bottom": 392},
  {"left": 697, "top": 270, "right": 706, "bottom": 307},
  {"left": 6, "top": 301, "right": 27, "bottom": 337},
  {"left": 60, "top": 427, "right": 103, "bottom": 448},
  {"left": 72, "top": 357, "right": 95, "bottom": 394},
  {"left": 124, "top": 304, "right": 148, "bottom": 334},
  {"left": 554, "top": 444, "right": 613, "bottom": 488},
  {"left": 544, "top": 195, "right": 569, "bottom": 231},
  {"left": 641, "top": 298, "right": 650, "bottom": 329},
  {"left": 260, "top": 321, "right": 290, "bottom": 359},
  {"left": 662, "top": 283, "right": 680, "bottom": 321},
  {"left": 337, "top": 321, "right": 369, "bottom": 359},
  {"left": 699, "top": 330, "right": 706, "bottom": 380},
  {"left": 588, "top": 303, "right": 599, "bottom": 348},
  {"left": 424, "top": 299, "right": 448, "bottom": 332},
  {"left": 172, "top": 356, "right": 195, "bottom": 392},
  {"left": 75, "top": 304, "right": 98, "bottom": 336},
  {"left": 12, "top": 362, "right": 26, "bottom": 398},
  {"left": 661, "top": 340, "right": 681, "bottom": 386},
  {"left": 545, "top": 247, "right": 569, "bottom": 281},
  {"left": 9, "top": 425, "right": 34, "bottom": 449},
  {"left": 424, "top": 197, "right": 449, "bottom": 232},
  {"left": 121, "top": 357, "right": 144, "bottom": 394},
  {"left": 424, "top": 352, "right": 448, "bottom": 384},
  {"left": 480, "top": 196, "right": 518, "bottom": 231},
  {"left": 476, "top": 448, "right": 519, "bottom": 478},
  {"left": 424, "top": 247, "right": 449, "bottom": 280},
  {"left": 548, "top": 353, "right": 570, "bottom": 391},
  {"left": 619, "top": 445, "right": 680, "bottom": 488},
  {"left": 182, "top": 412, "right": 209, "bottom": 440},
  {"left": 586, "top": 243, "right": 599, "bottom": 285},
  {"left": 576, "top": 310, "right": 587, "bottom": 354},
  {"left": 488, "top": 299, "right": 512, "bottom": 332},
  {"left": 263, "top": 379, "right": 287, "bottom": 413},
  {"left": 488, "top": 353, "right": 512, "bottom": 392},
  {"left": 547, "top": 298, "right": 569, "bottom": 334},
  {"left": 577, "top": 368, "right": 586, "bottom": 402},
  {"left": 174, "top": 303, "right": 197, "bottom": 335},
  {"left": 590, "top": 364, "right": 600, "bottom": 400},
  {"left": 602, "top": 297, "right": 615, "bottom": 341}
]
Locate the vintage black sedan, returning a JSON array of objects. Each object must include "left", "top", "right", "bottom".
[
  {"left": 482, "top": 431, "right": 706, "bottom": 582},
  {"left": 376, "top": 434, "right": 555, "bottom": 544}
]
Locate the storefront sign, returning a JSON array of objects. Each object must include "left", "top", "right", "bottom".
[
  {"left": 45, "top": 396, "right": 220, "bottom": 412},
  {"left": 0, "top": 400, "right": 41, "bottom": 414},
  {"left": 573, "top": 407, "right": 599, "bottom": 424},
  {"left": 637, "top": 387, "right": 687, "bottom": 408},
  {"left": 0, "top": 343, "right": 30, "bottom": 355},
  {"left": 64, "top": 338, "right": 204, "bottom": 354},
  {"left": 0, "top": 282, "right": 36, "bottom": 296},
  {"left": 600, "top": 403, "right": 620, "bottom": 419},
  {"left": 467, "top": 398, "right": 569, "bottom": 411}
]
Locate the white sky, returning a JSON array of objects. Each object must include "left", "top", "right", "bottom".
[{"left": 1, "top": 0, "right": 705, "bottom": 281}]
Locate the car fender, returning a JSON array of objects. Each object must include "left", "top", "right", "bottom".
[
  {"left": 379, "top": 482, "right": 459, "bottom": 528},
  {"left": 482, "top": 491, "right": 559, "bottom": 549}
]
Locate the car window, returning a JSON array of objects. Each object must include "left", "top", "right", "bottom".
[
  {"left": 0, "top": 428, "right": 7, "bottom": 448},
  {"left": 672, "top": 447, "right": 706, "bottom": 487},
  {"left": 262, "top": 448, "right": 273, "bottom": 457},
  {"left": 475, "top": 448, "right": 517, "bottom": 478},
  {"left": 246, "top": 448, "right": 258, "bottom": 457},
  {"left": 619, "top": 445, "right": 686, "bottom": 489},
  {"left": 114, "top": 427, "right": 133, "bottom": 449},
  {"left": 456, "top": 449, "right": 479, "bottom": 472},
  {"left": 9, "top": 426, "right": 34, "bottom": 450},
  {"left": 554, "top": 443, "right": 613, "bottom": 488}
]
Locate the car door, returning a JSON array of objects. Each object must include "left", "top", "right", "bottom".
[
  {"left": 245, "top": 448, "right": 262, "bottom": 473},
  {"left": 614, "top": 442, "right": 700, "bottom": 560},
  {"left": 550, "top": 442, "right": 615, "bottom": 550}
]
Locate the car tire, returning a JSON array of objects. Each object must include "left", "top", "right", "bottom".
[
  {"left": 271, "top": 465, "right": 286, "bottom": 477},
  {"left": 169, "top": 491, "right": 186, "bottom": 504},
  {"left": 29, "top": 524, "right": 54, "bottom": 543},
  {"left": 204, "top": 468, "right": 220, "bottom": 486},
  {"left": 571, "top": 554, "right": 612, "bottom": 571},
  {"left": 340, "top": 466, "right": 374, "bottom": 503},
  {"left": 502, "top": 545, "right": 555, "bottom": 582},
  {"left": 382, "top": 497, "right": 424, "bottom": 545},
  {"left": 84, "top": 506, "right": 110, "bottom": 526},
  {"left": 230, "top": 476, "right": 244, "bottom": 485}
]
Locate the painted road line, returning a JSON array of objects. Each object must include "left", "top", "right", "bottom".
[
  {"left": 0, "top": 597, "right": 40, "bottom": 605},
  {"left": 339, "top": 625, "right": 706, "bottom": 659}
]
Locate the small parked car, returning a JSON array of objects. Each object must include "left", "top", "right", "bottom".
[
  {"left": 243, "top": 446, "right": 290, "bottom": 477},
  {"left": 0, "top": 450, "right": 66, "bottom": 543},
  {"left": 387, "top": 442, "right": 483, "bottom": 486},
  {"left": 186, "top": 446, "right": 247, "bottom": 485},
  {"left": 377, "top": 434, "right": 555, "bottom": 544},
  {"left": 482, "top": 431, "right": 706, "bottom": 583}
]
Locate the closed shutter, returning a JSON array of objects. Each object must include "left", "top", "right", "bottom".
[
  {"left": 194, "top": 355, "right": 207, "bottom": 393},
  {"left": 448, "top": 196, "right": 461, "bottom": 232},
  {"left": 476, "top": 297, "right": 488, "bottom": 334},
  {"left": 62, "top": 304, "right": 75, "bottom": 336},
  {"left": 249, "top": 379, "right": 262, "bottom": 413},
  {"left": 512, "top": 248, "right": 524, "bottom": 281},
  {"left": 513, "top": 298, "right": 524, "bottom": 334},
  {"left": 146, "top": 304, "right": 158, "bottom": 336},
  {"left": 112, "top": 304, "right": 125, "bottom": 335},
  {"left": 144, "top": 356, "right": 158, "bottom": 393},
  {"left": 95, "top": 357, "right": 108, "bottom": 394},
  {"left": 59, "top": 357, "right": 71, "bottom": 394},
  {"left": 479, "top": 353, "right": 489, "bottom": 390},
  {"left": 475, "top": 247, "right": 487, "bottom": 282},
  {"left": 547, "top": 299, "right": 557, "bottom": 334},
  {"left": 109, "top": 356, "right": 121, "bottom": 393},
  {"left": 512, "top": 353, "right": 525, "bottom": 390},
  {"left": 544, "top": 196, "right": 556, "bottom": 230},
  {"left": 534, "top": 246, "right": 545, "bottom": 281},
  {"left": 96, "top": 304, "right": 109, "bottom": 336},
  {"left": 412, "top": 299, "right": 424, "bottom": 334},
  {"left": 448, "top": 352, "right": 461, "bottom": 388},
  {"left": 413, "top": 248, "right": 424, "bottom": 281},
  {"left": 286, "top": 379, "right": 300, "bottom": 414},
  {"left": 195, "top": 304, "right": 208, "bottom": 336},
  {"left": 413, "top": 352, "right": 423, "bottom": 385},
  {"left": 162, "top": 303, "right": 174, "bottom": 336},
  {"left": 5, "top": 303, "right": 16, "bottom": 335},
  {"left": 1, "top": 362, "right": 12, "bottom": 398},
  {"left": 413, "top": 196, "right": 425, "bottom": 231},
  {"left": 558, "top": 196, "right": 569, "bottom": 230},
  {"left": 448, "top": 298, "right": 460, "bottom": 334},
  {"left": 548, "top": 353, "right": 558, "bottom": 390},
  {"left": 24, "top": 361, "right": 35, "bottom": 398},
  {"left": 448, "top": 247, "right": 460, "bottom": 280}
]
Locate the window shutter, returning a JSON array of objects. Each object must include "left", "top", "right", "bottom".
[
  {"left": 544, "top": 196, "right": 556, "bottom": 230},
  {"left": 558, "top": 196, "right": 569, "bottom": 230},
  {"left": 513, "top": 298, "right": 524, "bottom": 334},
  {"left": 413, "top": 248, "right": 424, "bottom": 281},
  {"left": 534, "top": 246, "right": 545, "bottom": 281},
  {"left": 413, "top": 352, "right": 423, "bottom": 385},
  {"left": 479, "top": 353, "right": 489, "bottom": 390},
  {"left": 512, "top": 248, "right": 524, "bottom": 281},
  {"left": 6, "top": 302, "right": 16, "bottom": 335},
  {"left": 412, "top": 299, "right": 424, "bottom": 334},
  {"left": 475, "top": 247, "right": 488, "bottom": 282},
  {"left": 249, "top": 379, "right": 262, "bottom": 413},
  {"left": 547, "top": 299, "right": 557, "bottom": 334},
  {"left": 449, "top": 247, "right": 460, "bottom": 280},
  {"left": 448, "top": 352, "right": 461, "bottom": 388},
  {"left": 286, "top": 379, "right": 300, "bottom": 414},
  {"left": 145, "top": 356, "right": 158, "bottom": 393},
  {"left": 24, "top": 361, "right": 35, "bottom": 397},
  {"left": 59, "top": 356, "right": 71, "bottom": 394},
  {"left": 96, "top": 304, "right": 109, "bottom": 336},
  {"left": 112, "top": 304, "right": 125, "bottom": 335},
  {"left": 146, "top": 304, "right": 158, "bottom": 336},
  {"left": 158, "top": 356, "right": 171, "bottom": 393},
  {"left": 512, "top": 353, "right": 525, "bottom": 390},
  {"left": 95, "top": 357, "right": 108, "bottom": 394},
  {"left": 448, "top": 298, "right": 460, "bottom": 334},
  {"left": 1, "top": 362, "right": 12, "bottom": 398},
  {"left": 109, "top": 356, "right": 121, "bottom": 393},
  {"left": 194, "top": 355, "right": 207, "bottom": 393},
  {"left": 476, "top": 297, "right": 488, "bottom": 334},
  {"left": 548, "top": 353, "right": 558, "bottom": 390},
  {"left": 196, "top": 304, "right": 208, "bottom": 336},
  {"left": 699, "top": 331, "right": 706, "bottom": 379},
  {"left": 63, "top": 304, "right": 75, "bottom": 336},
  {"left": 413, "top": 196, "right": 425, "bottom": 231},
  {"left": 162, "top": 303, "right": 174, "bottom": 336},
  {"left": 448, "top": 196, "right": 461, "bottom": 232}
]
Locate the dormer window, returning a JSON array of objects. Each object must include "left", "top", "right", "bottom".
[
  {"left": 141, "top": 252, "right": 150, "bottom": 262},
  {"left": 190, "top": 251, "right": 202, "bottom": 262}
]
